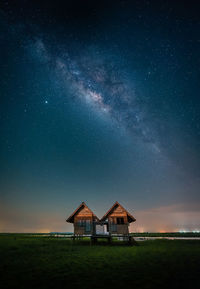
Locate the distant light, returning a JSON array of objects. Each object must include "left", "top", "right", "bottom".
[
  {"left": 179, "top": 230, "right": 192, "bottom": 233},
  {"left": 45, "top": 100, "right": 48, "bottom": 104}
]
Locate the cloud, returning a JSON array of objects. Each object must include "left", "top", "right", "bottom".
[{"left": 131, "top": 202, "right": 200, "bottom": 232}]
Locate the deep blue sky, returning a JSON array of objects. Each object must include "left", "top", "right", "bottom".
[{"left": 0, "top": 0, "right": 200, "bottom": 232}]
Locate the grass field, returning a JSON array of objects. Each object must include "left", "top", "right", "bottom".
[{"left": 0, "top": 234, "right": 200, "bottom": 289}]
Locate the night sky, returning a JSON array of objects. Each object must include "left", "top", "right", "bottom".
[{"left": 1, "top": 0, "right": 200, "bottom": 232}]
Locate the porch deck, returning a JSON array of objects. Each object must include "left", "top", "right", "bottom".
[{"left": 72, "top": 234, "right": 134, "bottom": 244}]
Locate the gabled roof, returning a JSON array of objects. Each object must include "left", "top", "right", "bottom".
[
  {"left": 100, "top": 201, "right": 136, "bottom": 223},
  {"left": 66, "top": 202, "right": 99, "bottom": 223}
]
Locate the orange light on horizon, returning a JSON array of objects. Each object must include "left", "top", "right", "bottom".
[{"left": 37, "top": 229, "right": 50, "bottom": 233}]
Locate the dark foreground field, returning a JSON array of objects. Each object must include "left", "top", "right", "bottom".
[{"left": 0, "top": 235, "right": 200, "bottom": 289}]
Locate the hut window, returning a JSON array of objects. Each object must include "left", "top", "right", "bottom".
[
  {"left": 117, "top": 217, "right": 124, "bottom": 224},
  {"left": 78, "top": 220, "right": 85, "bottom": 227},
  {"left": 110, "top": 224, "right": 117, "bottom": 232},
  {"left": 85, "top": 220, "right": 91, "bottom": 232}
]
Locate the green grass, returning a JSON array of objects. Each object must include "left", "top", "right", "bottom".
[{"left": 0, "top": 234, "right": 200, "bottom": 289}]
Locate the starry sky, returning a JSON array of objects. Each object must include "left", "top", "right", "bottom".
[{"left": 0, "top": 0, "right": 200, "bottom": 232}]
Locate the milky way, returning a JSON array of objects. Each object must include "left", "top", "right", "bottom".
[{"left": 31, "top": 39, "right": 161, "bottom": 156}]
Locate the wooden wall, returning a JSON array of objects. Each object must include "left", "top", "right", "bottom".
[
  {"left": 107, "top": 204, "right": 129, "bottom": 235},
  {"left": 74, "top": 206, "right": 94, "bottom": 235},
  {"left": 72, "top": 204, "right": 130, "bottom": 236}
]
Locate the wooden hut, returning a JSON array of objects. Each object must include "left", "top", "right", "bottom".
[
  {"left": 66, "top": 201, "right": 136, "bottom": 240},
  {"left": 100, "top": 201, "right": 136, "bottom": 236},
  {"left": 66, "top": 202, "right": 99, "bottom": 236}
]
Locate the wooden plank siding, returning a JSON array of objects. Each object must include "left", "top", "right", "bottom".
[
  {"left": 66, "top": 201, "right": 136, "bottom": 237},
  {"left": 72, "top": 204, "right": 96, "bottom": 235},
  {"left": 107, "top": 204, "right": 129, "bottom": 235},
  {"left": 74, "top": 215, "right": 93, "bottom": 235}
]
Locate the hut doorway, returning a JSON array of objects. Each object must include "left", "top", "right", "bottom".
[
  {"left": 95, "top": 224, "right": 109, "bottom": 235},
  {"left": 96, "top": 224, "right": 104, "bottom": 235}
]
